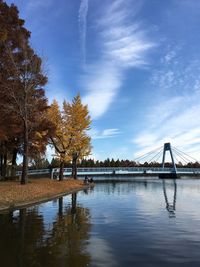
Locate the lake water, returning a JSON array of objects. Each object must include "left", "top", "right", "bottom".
[{"left": 1, "top": 178, "right": 200, "bottom": 267}]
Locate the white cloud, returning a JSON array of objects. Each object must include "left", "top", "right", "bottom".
[
  {"left": 163, "top": 50, "right": 177, "bottom": 63},
  {"left": 102, "top": 128, "right": 120, "bottom": 136},
  {"left": 79, "top": 0, "right": 89, "bottom": 64},
  {"left": 81, "top": 0, "right": 155, "bottom": 119},
  {"left": 82, "top": 64, "right": 122, "bottom": 118},
  {"left": 133, "top": 98, "right": 200, "bottom": 162},
  {"left": 133, "top": 52, "right": 200, "bottom": 162},
  {"left": 90, "top": 128, "right": 121, "bottom": 140}
]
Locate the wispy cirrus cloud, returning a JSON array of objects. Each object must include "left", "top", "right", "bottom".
[
  {"left": 79, "top": 0, "right": 89, "bottom": 64},
  {"left": 80, "top": 0, "right": 155, "bottom": 119},
  {"left": 133, "top": 47, "right": 200, "bottom": 161},
  {"left": 90, "top": 128, "right": 121, "bottom": 140},
  {"left": 81, "top": 64, "right": 122, "bottom": 118}
]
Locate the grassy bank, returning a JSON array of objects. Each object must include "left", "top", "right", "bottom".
[{"left": 0, "top": 178, "right": 86, "bottom": 212}]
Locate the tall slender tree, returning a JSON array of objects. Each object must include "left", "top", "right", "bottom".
[
  {"left": 0, "top": 1, "right": 30, "bottom": 179},
  {"left": 0, "top": 1, "right": 51, "bottom": 183},
  {"left": 63, "top": 94, "right": 92, "bottom": 179}
]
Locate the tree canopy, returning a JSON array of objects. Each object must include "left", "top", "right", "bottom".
[
  {"left": 0, "top": 1, "right": 55, "bottom": 183},
  {"left": 0, "top": 1, "right": 92, "bottom": 183},
  {"left": 48, "top": 95, "right": 92, "bottom": 180}
]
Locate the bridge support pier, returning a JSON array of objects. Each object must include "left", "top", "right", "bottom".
[
  {"left": 159, "top": 143, "right": 179, "bottom": 179},
  {"left": 159, "top": 173, "right": 179, "bottom": 179}
]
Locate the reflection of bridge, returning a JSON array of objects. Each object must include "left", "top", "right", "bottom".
[{"left": 162, "top": 179, "right": 177, "bottom": 218}]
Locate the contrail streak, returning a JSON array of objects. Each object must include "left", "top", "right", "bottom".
[{"left": 79, "top": 0, "right": 89, "bottom": 64}]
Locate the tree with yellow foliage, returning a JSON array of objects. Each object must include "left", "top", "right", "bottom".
[
  {"left": 47, "top": 100, "right": 70, "bottom": 180},
  {"left": 48, "top": 95, "right": 91, "bottom": 180},
  {"left": 63, "top": 94, "right": 91, "bottom": 179}
]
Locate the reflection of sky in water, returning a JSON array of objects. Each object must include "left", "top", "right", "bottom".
[
  {"left": 87, "top": 237, "right": 117, "bottom": 267},
  {"left": 2, "top": 179, "right": 200, "bottom": 267},
  {"left": 78, "top": 179, "right": 200, "bottom": 266},
  {"left": 29, "top": 195, "right": 72, "bottom": 237}
]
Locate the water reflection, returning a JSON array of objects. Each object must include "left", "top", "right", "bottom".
[
  {"left": 162, "top": 179, "right": 177, "bottom": 218},
  {"left": 0, "top": 193, "right": 91, "bottom": 267},
  {"left": 1, "top": 179, "right": 200, "bottom": 267},
  {"left": 45, "top": 193, "right": 91, "bottom": 267},
  {"left": 84, "top": 179, "right": 200, "bottom": 267},
  {"left": 83, "top": 186, "right": 94, "bottom": 195}
]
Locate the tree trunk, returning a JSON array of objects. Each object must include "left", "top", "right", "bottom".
[
  {"left": 59, "top": 160, "right": 64, "bottom": 181},
  {"left": 2, "top": 152, "right": 7, "bottom": 180},
  {"left": 11, "top": 148, "right": 18, "bottom": 177},
  {"left": 21, "top": 121, "right": 28, "bottom": 185},
  {"left": 0, "top": 153, "right": 3, "bottom": 178},
  {"left": 72, "top": 156, "right": 77, "bottom": 179}
]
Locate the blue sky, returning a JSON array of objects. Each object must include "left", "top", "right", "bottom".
[{"left": 7, "top": 0, "right": 200, "bottom": 162}]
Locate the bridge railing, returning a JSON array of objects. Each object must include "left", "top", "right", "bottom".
[{"left": 16, "top": 169, "right": 50, "bottom": 176}]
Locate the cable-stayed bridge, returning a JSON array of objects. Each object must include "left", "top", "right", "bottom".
[
  {"left": 133, "top": 143, "right": 198, "bottom": 167},
  {"left": 17, "top": 143, "right": 200, "bottom": 179},
  {"left": 132, "top": 142, "right": 200, "bottom": 178},
  {"left": 18, "top": 165, "right": 200, "bottom": 179}
]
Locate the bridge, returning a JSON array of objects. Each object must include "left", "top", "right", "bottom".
[
  {"left": 16, "top": 166, "right": 200, "bottom": 179},
  {"left": 16, "top": 143, "right": 200, "bottom": 179},
  {"left": 50, "top": 166, "right": 200, "bottom": 178}
]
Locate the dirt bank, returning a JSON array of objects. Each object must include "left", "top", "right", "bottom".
[{"left": 0, "top": 178, "right": 87, "bottom": 212}]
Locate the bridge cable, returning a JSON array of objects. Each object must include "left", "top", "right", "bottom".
[
  {"left": 172, "top": 148, "right": 190, "bottom": 164},
  {"left": 172, "top": 146, "right": 199, "bottom": 163},
  {"left": 172, "top": 147, "right": 196, "bottom": 163},
  {"left": 172, "top": 152, "right": 183, "bottom": 165},
  {"left": 147, "top": 148, "right": 163, "bottom": 164},
  {"left": 154, "top": 149, "right": 163, "bottom": 163},
  {"left": 172, "top": 147, "right": 194, "bottom": 163},
  {"left": 172, "top": 148, "right": 190, "bottom": 165},
  {"left": 134, "top": 147, "right": 163, "bottom": 162},
  {"left": 134, "top": 146, "right": 163, "bottom": 162}
]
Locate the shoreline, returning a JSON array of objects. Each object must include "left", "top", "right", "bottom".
[{"left": 0, "top": 178, "right": 90, "bottom": 213}]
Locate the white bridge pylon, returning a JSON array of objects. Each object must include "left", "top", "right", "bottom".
[{"left": 162, "top": 143, "right": 177, "bottom": 173}]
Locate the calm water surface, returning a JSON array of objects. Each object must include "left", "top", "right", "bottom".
[{"left": 1, "top": 178, "right": 200, "bottom": 267}]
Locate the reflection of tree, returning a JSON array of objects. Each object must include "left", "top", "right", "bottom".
[
  {"left": 0, "top": 211, "right": 18, "bottom": 267},
  {"left": 0, "top": 193, "right": 91, "bottom": 267},
  {"left": 162, "top": 179, "right": 177, "bottom": 218},
  {"left": 38, "top": 194, "right": 91, "bottom": 267},
  {"left": 58, "top": 197, "right": 63, "bottom": 216},
  {"left": 71, "top": 193, "right": 77, "bottom": 215},
  {"left": 0, "top": 207, "right": 45, "bottom": 267}
]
